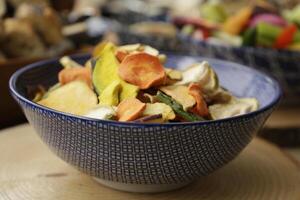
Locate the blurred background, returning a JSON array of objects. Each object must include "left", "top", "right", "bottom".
[{"left": 0, "top": 0, "right": 300, "bottom": 146}]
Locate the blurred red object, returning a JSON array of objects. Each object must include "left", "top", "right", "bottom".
[{"left": 273, "top": 24, "right": 298, "bottom": 49}]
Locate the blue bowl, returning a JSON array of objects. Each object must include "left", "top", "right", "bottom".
[{"left": 9, "top": 54, "right": 281, "bottom": 193}]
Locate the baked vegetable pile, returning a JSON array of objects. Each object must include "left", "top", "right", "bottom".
[{"left": 33, "top": 42, "right": 259, "bottom": 123}]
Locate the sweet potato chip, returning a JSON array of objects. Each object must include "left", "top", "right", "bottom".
[
  {"left": 118, "top": 53, "right": 166, "bottom": 89},
  {"left": 117, "top": 98, "right": 146, "bottom": 122},
  {"left": 115, "top": 50, "right": 129, "bottom": 62},
  {"left": 188, "top": 83, "right": 209, "bottom": 117},
  {"left": 58, "top": 67, "right": 92, "bottom": 88}
]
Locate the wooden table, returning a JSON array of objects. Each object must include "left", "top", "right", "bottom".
[
  {"left": 0, "top": 124, "right": 299, "bottom": 200},
  {"left": 265, "top": 106, "right": 300, "bottom": 129},
  {"left": 259, "top": 106, "right": 300, "bottom": 147}
]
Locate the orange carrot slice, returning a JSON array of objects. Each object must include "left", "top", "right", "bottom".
[
  {"left": 58, "top": 67, "right": 92, "bottom": 88},
  {"left": 115, "top": 50, "right": 129, "bottom": 62},
  {"left": 118, "top": 53, "right": 166, "bottom": 89},
  {"left": 188, "top": 83, "right": 209, "bottom": 117},
  {"left": 117, "top": 98, "right": 146, "bottom": 122}
]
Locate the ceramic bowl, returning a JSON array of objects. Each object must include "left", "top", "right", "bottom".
[{"left": 9, "top": 54, "right": 281, "bottom": 193}]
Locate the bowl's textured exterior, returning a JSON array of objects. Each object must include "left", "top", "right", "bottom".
[{"left": 10, "top": 54, "right": 281, "bottom": 191}]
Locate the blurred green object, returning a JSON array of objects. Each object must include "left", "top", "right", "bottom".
[
  {"left": 213, "top": 31, "right": 242, "bottom": 46},
  {"left": 181, "top": 24, "right": 195, "bottom": 36},
  {"left": 200, "top": 2, "right": 227, "bottom": 23},
  {"left": 256, "top": 22, "right": 300, "bottom": 47},
  {"left": 256, "top": 23, "right": 282, "bottom": 47},
  {"left": 283, "top": 4, "right": 300, "bottom": 25},
  {"left": 242, "top": 28, "right": 256, "bottom": 46}
]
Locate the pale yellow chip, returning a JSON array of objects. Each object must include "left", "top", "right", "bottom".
[
  {"left": 38, "top": 81, "right": 98, "bottom": 116},
  {"left": 160, "top": 85, "right": 196, "bottom": 111},
  {"left": 143, "top": 103, "right": 175, "bottom": 121},
  {"left": 165, "top": 68, "right": 182, "bottom": 80},
  {"left": 117, "top": 44, "right": 141, "bottom": 52},
  {"left": 209, "top": 97, "right": 259, "bottom": 120}
]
